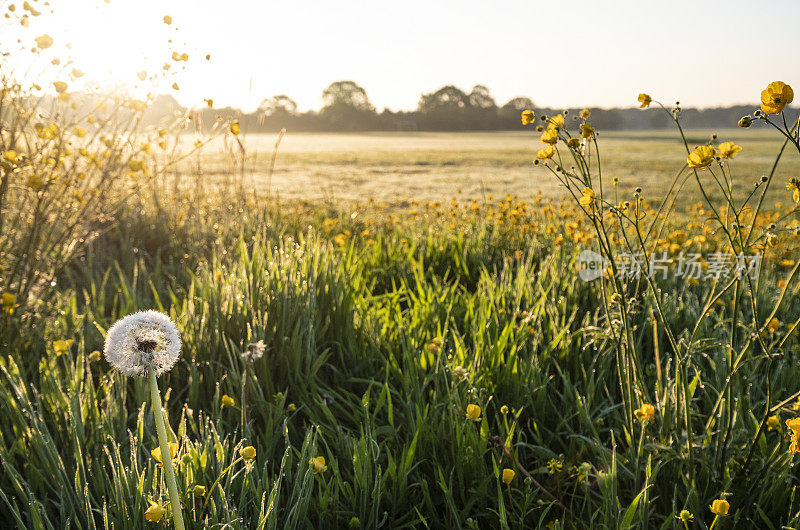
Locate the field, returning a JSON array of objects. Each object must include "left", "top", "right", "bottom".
[
  {"left": 192, "top": 129, "right": 800, "bottom": 204},
  {"left": 3, "top": 103, "right": 800, "bottom": 530}
]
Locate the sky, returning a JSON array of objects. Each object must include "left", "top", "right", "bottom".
[{"left": 4, "top": 0, "right": 800, "bottom": 112}]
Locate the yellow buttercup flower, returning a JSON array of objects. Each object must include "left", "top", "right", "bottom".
[
  {"left": 128, "top": 160, "right": 145, "bottom": 172},
  {"left": 634, "top": 403, "right": 655, "bottom": 423},
  {"left": 580, "top": 122, "right": 594, "bottom": 139},
  {"left": 73, "top": 127, "right": 87, "bottom": 138},
  {"left": 717, "top": 142, "right": 741, "bottom": 159},
  {"left": 547, "top": 458, "right": 562, "bottom": 474},
  {"left": 786, "top": 418, "right": 800, "bottom": 454},
  {"left": 767, "top": 318, "right": 780, "bottom": 333},
  {"left": 221, "top": 394, "right": 235, "bottom": 407},
  {"left": 309, "top": 456, "right": 327, "bottom": 473},
  {"left": 145, "top": 502, "right": 166, "bottom": 522},
  {"left": 676, "top": 510, "right": 693, "bottom": 522},
  {"left": 502, "top": 468, "right": 515, "bottom": 484},
  {"left": 171, "top": 51, "right": 189, "bottom": 62},
  {"left": 3, "top": 150, "right": 18, "bottom": 162},
  {"left": 52, "top": 339, "right": 74, "bottom": 356},
  {"left": 738, "top": 116, "right": 753, "bottom": 128},
  {"left": 71, "top": 68, "right": 84, "bottom": 78},
  {"left": 163, "top": 15, "right": 172, "bottom": 24},
  {"left": 230, "top": 121, "right": 241, "bottom": 135},
  {"left": 172, "top": 82, "right": 180, "bottom": 90},
  {"left": 549, "top": 114, "right": 565, "bottom": 129},
  {"left": 568, "top": 137, "right": 580, "bottom": 149},
  {"left": 27, "top": 174, "right": 43, "bottom": 190},
  {"left": 521, "top": 110, "right": 534, "bottom": 125},
  {"left": 540, "top": 128, "right": 558, "bottom": 145},
  {"left": 53, "top": 81, "right": 68, "bottom": 93},
  {"left": 760, "top": 81, "right": 794, "bottom": 114},
  {"left": 710, "top": 499, "right": 729, "bottom": 516},
  {"left": 151, "top": 442, "right": 178, "bottom": 464},
  {"left": 579, "top": 108, "right": 591, "bottom": 120},
  {"left": 579, "top": 186, "right": 596, "bottom": 207},
  {"left": 2, "top": 293, "right": 17, "bottom": 315},
  {"left": 193, "top": 485, "right": 206, "bottom": 496},
  {"left": 637, "top": 93, "right": 651, "bottom": 108},
  {"left": 205, "top": 98, "right": 214, "bottom": 108},
  {"left": 137, "top": 71, "right": 147, "bottom": 81},
  {"left": 536, "top": 146, "right": 555, "bottom": 160},
  {"left": 466, "top": 404, "right": 481, "bottom": 421},
  {"left": 34, "top": 34, "right": 54, "bottom": 49},
  {"left": 767, "top": 414, "right": 781, "bottom": 430},
  {"left": 687, "top": 145, "right": 715, "bottom": 168},
  {"left": 239, "top": 446, "right": 256, "bottom": 461},
  {"left": 787, "top": 178, "right": 800, "bottom": 203}
]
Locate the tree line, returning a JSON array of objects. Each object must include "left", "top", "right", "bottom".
[{"left": 144, "top": 80, "right": 794, "bottom": 133}]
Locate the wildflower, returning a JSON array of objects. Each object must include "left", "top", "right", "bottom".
[
  {"left": 761, "top": 81, "right": 794, "bottom": 114},
  {"left": 549, "top": 114, "right": 565, "bottom": 129},
  {"left": 205, "top": 98, "right": 214, "bottom": 108},
  {"left": 637, "top": 93, "right": 651, "bottom": 108},
  {"left": 710, "top": 499, "right": 729, "bottom": 516},
  {"left": 71, "top": 68, "right": 84, "bottom": 78},
  {"left": 580, "top": 108, "right": 591, "bottom": 119},
  {"left": 34, "top": 34, "right": 54, "bottom": 49},
  {"left": 788, "top": 178, "right": 800, "bottom": 203},
  {"left": 540, "top": 128, "right": 559, "bottom": 145},
  {"left": 580, "top": 122, "right": 594, "bottom": 139},
  {"left": 547, "top": 458, "right": 562, "bottom": 474},
  {"left": 73, "top": 127, "right": 87, "bottom": 138},
  {"left": 230, "top": 121, "right": 240, "bottom": 135},
  {"left": 163, "top": 15, "right": 172, "bottom": 24},
  {"left": 87, "top": 350, "right": 100, "bottom": 362},
  {"left": 767, "top": 318, "right": 780, "bottom": 333},
  {"left": 172, "top": 82, "right": 179, "bottom": 90},
  {"left": 145, "top": 502, "right": 167, "bottom": 522},
  {"left": 193, "top": 485, "right": 206, "bottom": 496},
  {"left": 738, "top": 116, "right": 753, "bottom": 127},
  {"left": 128, "top": 160, "right": 145, "bottom": 172},
  {"left": 634, "top": 403, "right": 655, "bottom": 423},
  {"left": 676, "top": 510, "right": 693, "bottom": 522},
  {"left": 2, "top": 293, "right": 17, "bottom": 315},
  {"left": 53, "top": 81, "right": 68, "bottom": 93},
  {"left": 717, "top": 142, "right": 741, "bottom": 159},
  {"left": 239, "top": 446, "right": 256, "bottom": 461},
  {"left": 3, "top": 150, "right": 18, "bottom": 162},
  {"left": 151, "top": 442, "right": 178, "bottom": 464},
  {"left": 103, "top": 310, "right": 181, "bottom": 377},
  {"left": 568, "top": 138, "right": 580, "bottom": 149},
  {"left": 767, "top": 414, "right": 781, "bottom": 430},
  {"left": 500, "top": 405, "right": 509, "bottom": 414},
  {"left": 242, "top": 340, "right": 266, "bottom": 362},
  {"left": 53, "top": 339, "right": 74, "bottom": 356},
  {"left": 536, "top": 146, "right": 555, "bottom": 160},
  {"left": 309, "top": 456, "right": 327, "bottom": 473},
  {"left": 171, "top": 51, "right": 189, "bottom": 62},
  {"left": 137, "top": 71, "right": 147, "bottom": 81},
  {"left": 781, "top": 259, "right": 795, "bottom": 267},
  {"left": 221, "top": 394, "right": 235, "bottom": 407},
  {"left": 687, "top": 145, "right": 715, "bottom": 168},
  {"left": 554, "top": 234, "right": 565, "bottom": 246},
  {"left": 578, "top": 186, "right": 595, "bottom": 207},
  {"left": 502, "top": 468, "right": 515, "bottom": 484},
  {"left": 26, "top": 174, "right": 42, "bottom": 190},
  {"left": 466, "top": 404, "right": 482, "bottom": 421},
  {"left": 786, "top": 418, "right": 800, "bottom": 453},
  {"left": 521, "top": 110, "right": 534, "bottom": 125},
  {"left": 453, "top": 366, "right": 468, "bottom": 380},
  {"left": 793, "top": 397, "right": 800, "bottom": 411}
]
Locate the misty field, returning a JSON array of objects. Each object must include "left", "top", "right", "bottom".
[{"left": 189, "top": 129, "right": 800, "bottom": 204}]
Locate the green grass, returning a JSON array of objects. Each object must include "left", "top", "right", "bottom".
[{"left": 1, "top": 194, "right": 800, "bottom": 528}]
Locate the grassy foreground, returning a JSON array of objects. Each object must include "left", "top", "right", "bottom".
[{"left": 1, "top": 186, "right": 800, "bottom": 529}]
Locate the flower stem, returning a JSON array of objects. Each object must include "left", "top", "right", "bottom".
[{"left": 149, "top": 368, "right": 185, "bottom": 530}]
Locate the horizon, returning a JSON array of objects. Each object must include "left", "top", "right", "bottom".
[{"left": 3, "top": 0, "right": 798, "bottom": 113}]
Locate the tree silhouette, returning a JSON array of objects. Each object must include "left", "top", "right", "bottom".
[
  {"left": 320, "top": 81, "right": 376, "bottom": 130},
  {"left": 260, "top": 95, "right": 298, "bottom": 117}
]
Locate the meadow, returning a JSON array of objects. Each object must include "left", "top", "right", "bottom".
[
  {"left": 2, "top": 74, "right": 800, "bottom": 530},
  {"left": 191, "top": 129, "right": 800, "bottom": 204}
]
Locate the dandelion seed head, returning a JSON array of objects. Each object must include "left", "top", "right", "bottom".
[
  {"left": 242, "top": 340, "right": 265, "bottom": 362},
  {"left": 103, "top": 310, "right": 181, "bottom": 377}
]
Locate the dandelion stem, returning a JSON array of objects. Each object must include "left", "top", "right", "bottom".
[{"left": 149, "top": 368, "right": 186, "bottom": 530}]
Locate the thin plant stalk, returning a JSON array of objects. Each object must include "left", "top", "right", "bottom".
[{"left": 149, "top": 369, "right": 186, "bottom": 530}]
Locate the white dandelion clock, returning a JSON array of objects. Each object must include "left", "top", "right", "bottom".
[
  {"left": 104, "top": 310, "right": 181, "bottom": 377},
  {"left": 104, "top": 310, "right": 186, "bottom": 530}
]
